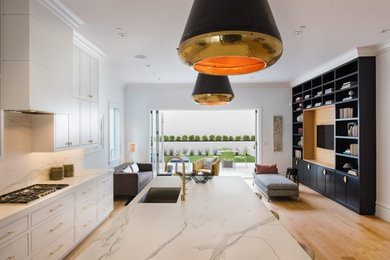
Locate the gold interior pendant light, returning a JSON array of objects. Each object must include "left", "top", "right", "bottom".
[
  {"left": 192, "top": 74, "right": 234, "bottom": 105},
  {"left": 178, "top": 0, "right": 283, "bottom": 76}
]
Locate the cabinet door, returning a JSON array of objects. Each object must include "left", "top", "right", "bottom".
[
  {"left": 80, "top": 100, "right": 91, "bottom": 145},
  {"left": 55, "top": 114, "right": 70, "bottom": 149},
  {"left": 302, "top": 161, "right": 311, "bottom": 186},
  {"left": 79, "top": 50, "right": 90, "bottom": 100},
  {"left": 90, "top": 102, "right": 99, "bottom": 144},
  {"left": 69, "top": 98, "right": 80, "bottom": 146},
  {"left": 293, "top": 158, "right": 299, "bottom": 169},
  {"left": 325, "top": 169, "right": 335, "bottom": 199},
  {"left": 73, "top": 46, "right": 80, "bottom": 97},
  {"left": 345, "top": 176, "right": 359, "bottom": 210},
  {"left": 89, "top": 57, "right": 98, "bottom": 102},
  {"left": 298, "top": 160, "right": 306, "bottom": 185},
  {"left": 309, "top": 164, "right": 318, "bottom": 189},
  {"left": 317, "top": 166, "right": 326, "bottom": 194},
  {"left": 335, "top": 173, "right": 346, "bottom": 203}
]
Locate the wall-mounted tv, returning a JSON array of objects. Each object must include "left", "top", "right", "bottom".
[{"left": 317, "top": 125, "right": 334, "bottom": 150}]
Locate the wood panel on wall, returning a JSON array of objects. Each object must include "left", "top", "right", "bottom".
[{"left": 303, "top": 105, "right": 335, "bottom": 168}]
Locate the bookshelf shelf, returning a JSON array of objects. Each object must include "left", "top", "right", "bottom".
[{"left": 291, "top": 57, "right": 376, "bottom": 214}]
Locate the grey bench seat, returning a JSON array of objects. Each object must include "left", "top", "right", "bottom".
[{"left": 253, "top": 173, "right": 299, "bottom": 201}]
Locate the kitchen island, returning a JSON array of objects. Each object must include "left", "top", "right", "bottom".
[{"left": 74, "top": 176, "right": 310, "bottom": 260}]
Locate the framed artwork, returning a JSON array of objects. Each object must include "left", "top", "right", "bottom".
[{"left": 273, "top": 115, "right": 283, "bottom": 152}]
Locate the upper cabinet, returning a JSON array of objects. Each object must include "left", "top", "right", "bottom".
[
  {"left": 73, "top": 46, "right": 99, "bottom": 102},
  {"left": 1, "top": 0, "right": 73, "bottom": 113}
]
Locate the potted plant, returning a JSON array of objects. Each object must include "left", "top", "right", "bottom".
[
  {"left": 190, "top": 149, "right": 195, "bottom": 156},
  {"left": 183, "top": 148, "right": 188, "bottom": 155},
  {"left": 229, "top": 136, "right": 234, "bottom": 141},
  {"left": 251, "top": 135, "right": 255, "bottom": 141},
  {"left": 169, "top": 148, "right": 174, "bottom": 155},
  {"left": 202, "top": 135, "right": 208, "bottom": 141},
  {"left": 216, "top": 135, "right": 222, "bottom": 141},
  {"left": 176, "top": 136, "right": 182, "bottom": 141},
  {"left": 182, "top": 135, "right": 188, "bottom": 141},
  {"left": 243, "top": 135, "right": 250, "bottom": 141},
  {"left": 209, "top": 135, "right": 215, "bottom": 141},
  {"left": 164, "top": 135, "right": 169, "bottom": 142},
  {"left": 195, "top": 135, "right": 200, "bottom": 141},
  {"left": 189, "top": 135, "right": 195, "bottom": 141},
  {"left": 235, "top": 136, "right": 242, "bottom": 141},
  {"left": 169, "top": 135, "right": 175, "bottom": 142},
  {"left": 223, "top": 135, "right": 229, "bottom": 141}
]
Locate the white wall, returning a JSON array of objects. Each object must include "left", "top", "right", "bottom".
[
  {"left": 84, "top": 57, "right": 126, "bottom": 168},
  {"left": 376, "top": 45, "right": 390, "bottom": 221},
  {"left": 125, "top": 83, "right": 292, "bottom": 172}
]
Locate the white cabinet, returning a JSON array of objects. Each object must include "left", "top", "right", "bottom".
[
  {"left": 74, "top": 46, "right": 99, "bottom": 102},
  {"left": 0, "top": 235, "right": 29, "bottom": 260},
  {"left": 1, "top": 0, "right": 73, "bottom": 113},
  {"left": 80, "top": 100, "right": 99, "bottom": 145}
]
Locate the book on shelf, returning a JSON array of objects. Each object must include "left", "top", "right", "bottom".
[
  {"left": 297, "top": 128, "right": 303, "bottom": 134},
  {"left": 294, "top": 150, "right": 302, "bottom": 158},
  {"left": 347, "top": 169, "right": 358, "bottom": 176},
  {"left": 339, "top": 107, "right": 354, "bottom": 118},
  {"left": 325, "top": 100, "right": 333, "bottom": 105},
  {"left": 343, "top": 96, "right": 353, "bottom": 101},
  {"left": 325, "top": 88, "right": 333, "bottom": 94},
  {"left": 350, "top": 143, "right": 359, "bottom": 156},
  {"left": 314, "top": 102, "right": 321, "bottom": 107},
  {"left": 341, "top": 81, "right": 357, "bottom": 89},
  {"left": 306, "top": 104, "right": 312, "bottom": 108}
]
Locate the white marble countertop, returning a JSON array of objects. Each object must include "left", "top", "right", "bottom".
[
  {"left": 0, "top": 169, "right": 113, "bottom": 224},
  {"left": 75, "top": 176, "right": 310, "bottom": 260}
]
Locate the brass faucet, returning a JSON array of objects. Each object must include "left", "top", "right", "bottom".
[{"left": 164, "top": 156, "right": 187, "bottom": 201}]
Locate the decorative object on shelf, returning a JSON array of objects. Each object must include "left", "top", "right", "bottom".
[
  {"left": 342, "top": 163, "right": 353, "bottom": 171},
  {"left": 192, "top": 73, "right": 234, "bottom": 105},
  {"left": 296, "top": 113, "right": 303, "bottom": 122},
  {"left": 348, "top": 90, "right": 356, "bottom": 98},
  {"left": 128, "top": 142, "right": 136, "bottom": 163},
  {"left": 296, "top": 103, "right": 303, "bottom": 111},
  {"left": 347, "top": 123, "right": 358, "bottom": 137},
  {"left": 304, "top": 94, "right": 311, "bottom": 100},
  {"left": 316, "top": 91, "right": 322, "bottom": 97},
  {"left": 63, "top": 164, "right": 74, "bottom": 177},
  {"left": 273, "top": 115, "right": 283, "bottom": 152},
  {"left": 297, "top": 128, "right": 303, "bottom": 134},
  {"left": 50, "top": 166, "right": 64, "bottom": 180},
  {"left": 178, "top": 0, "right": 283, "bottom": 75},
  {"left": 348, "top": 169, "right": 358, "bottom": 176},
  {"left": 341, "top": 81, "right": 357, "bottom": 89},
  {"left": 314, "top": 102, "right": 322, "bottom": 107},
  {"left": 306, "top": 104, "right": 312, "bottom": 109},
  {"left": 295, "top": 97, "right": 302, "bottom": 102},
  {"left": 294, "top": 149, "right": 302, "bottom": 158},
  {"left": 343, "top": 149, "right": 351, "bottom": 155},
  {"left": 325, "top": 100, "right": 333, "bottom": 105}
]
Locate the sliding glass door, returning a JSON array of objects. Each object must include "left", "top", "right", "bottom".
[{"left": 150, "top": 110, "right": 164, "bottom": 176}]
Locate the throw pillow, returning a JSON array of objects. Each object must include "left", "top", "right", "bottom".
[
  {"left": 130, "top": 163, "right": 139, "bottom": 173},
  {"left": 255, "top": 164, "right": 278, "bottom": 174},
  {"left": 122, "top": 165, "right": 132, "bottom": 173},
  {"left": 203, "top": 157, "right": 217, "bottom": 170}
]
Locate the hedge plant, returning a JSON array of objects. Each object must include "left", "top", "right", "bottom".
[
  {"left": 169, "top": 135, "right": 175, "bottom": 142},
  {"left": 164, "top": 135, "right": 169, "bottom": 142},
  {"left": 251, "top": 135, "right": 256, "bottom": 141},
  {"left": 223, "top": 135, "right": 229, "bottom": 141},
  {"left": 229, "top": 136, "right": 234, "bottom": 141},
  {"left": 195, "top": 135, "right": 200, "bottom": 141},
  {"left": 216, "top": 135, "right": 222, "bottom": 141},
  {"left": 235, "top": 136, "right": 242, "bottom": 141},
  {"left": 182, "top": 135, "right": 188, "bottom": 141},
  {"left": 243, "top": 135, "right": 250, "bottom": 141},
  {"left": 209, "top": 135, "right": 215, "bottom": 141},
  {"left": 202, "top": 135, "right": 208, "bottom": 141},
  {"left": 189, "top": 135, "right": 195, "bottom": 141}
]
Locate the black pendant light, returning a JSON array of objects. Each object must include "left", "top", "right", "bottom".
[
  {"left": 192, "top": 73, "right": 234, "bottom": 105},
  {"left": 178, "top": 0, "right": 283, "bottom": 76}
]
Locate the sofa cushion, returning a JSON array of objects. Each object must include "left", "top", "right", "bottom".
[
  {"left": 123, "top": 166, "right": 132, "bottom": 173},
  {"left": 255, "top": 164, "right": 278, "bottom": 174},
  {"left": 254, "top": 174, "right": 297, "bottom": 190},
  {"left": 130, "top": 163, "right": 139, "bottom": 173},
  {"left": 203, "top": 157, "right": 217, "bottom": 170}
]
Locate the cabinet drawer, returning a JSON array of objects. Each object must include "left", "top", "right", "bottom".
[
  {"left": 32, "top": 193, "right": 73, "bottom": 226},
  {"left": 98, "top": 197, "right": 113, "bottom": 222},
  {"left": 32, "top": 228, "right": 73, "bottom": 260},
  {"left": 0, "top": 216, "right": 28, "bottom": 245},
  {"left": 32, "top": 207, "right": 74, "bottom": 252},
  {"left": 0, "top": 234, "right": 28, "bottom": 260},
  {"left": 76, "top": 196, "right": 97, "bottom": 239},
  {"left": 75, "top": 181, "right": 96, "bottom": 203},
  {"left": 97, "top": 175, "right": 112, "bottom": 190},
  {"left": 98, "top": 186, "right": 113, "bottom": 201}
]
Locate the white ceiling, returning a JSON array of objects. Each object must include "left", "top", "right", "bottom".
[{"left": 62, "top": 0, "right": 390, "bottom": 85}]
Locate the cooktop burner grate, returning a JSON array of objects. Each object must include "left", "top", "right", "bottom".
[{"left": 0, "top": 184, "right": 69, "bottom": 204}]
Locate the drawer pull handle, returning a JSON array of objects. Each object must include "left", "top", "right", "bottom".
[
  {"left": 49, "top": 204, "right": 63, "bottom": 213},
  {"left": 83, "top": 188, "right": 92, "bottom": 195},
  {"left": 295, "top": 160, "right": 299, "bottom": 166},
  {"left": 7, "top": 256, "right": 15, "bottom": 260},
  {"left": 323, "top": 169, "right": 327, "bottom": 176},
  {"left": 50, "top": 244, "right": 64, "bottom": 256},
  {"left": 83, "top": 203, "right": 92, "bottom": 210},
  {"left": 344, "top": 176, "right": 348, "bottom": 183},
  {"left": 50, "top": 222, "right": 63, "bottom": 232},
  {"left": 88, "top": 94, "right": 93, "bottom": 98},
  {"left": 307, "top": 164, "right": 311, "bottom": 170},
  {"left": 83, "top": 220, "right": 93, "bottom": 228},
  {"left": 0, "top": 231, "right": 15, "bottom": 240}
]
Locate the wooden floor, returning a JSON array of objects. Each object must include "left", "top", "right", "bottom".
[{"left": 66, "top": 181, "right": 390, "bottom": 260}]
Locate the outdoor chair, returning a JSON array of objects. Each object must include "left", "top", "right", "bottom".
[
  {"left": 193, "top": 157, "right": 220, "bottom": 176},
  {"left": 234, "top": 148, "right": 248, "bottom": 167}
]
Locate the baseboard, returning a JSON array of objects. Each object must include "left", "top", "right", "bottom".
[{"left": 375, "top": 202, "right": 390, "bottom": 222}]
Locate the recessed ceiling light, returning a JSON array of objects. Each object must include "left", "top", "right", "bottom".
[
  {"left": 135, "top": 55, "right": 147, "bottom": 59},
  {"left": 299, "top": 25, "right": 307, "bottom": 29},
  {"left": 118, "top": 32, "right": 127, "bottom": 37},
  {"left": 158, "top": 78, "right": 161, "bottom": 81},
  {"left": 115, "top": 27, "right": 122, "bottom": 31},
  {"left": 146, "top": 64, "right": 151, "bottom": 67},
  {"left": 294, "top": 31, "right": 303, "bottom": 35},
  {"left": 152, "top": 72, "right": 156, "bottom": 75},
  {"left": 381, "top": 29, "right": 390, "bottom": 33}
]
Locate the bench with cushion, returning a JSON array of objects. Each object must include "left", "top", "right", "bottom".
[{"left": 252, "top": 164, "right": 299, "bottom": 201}]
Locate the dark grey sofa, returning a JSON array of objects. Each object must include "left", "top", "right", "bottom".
[{"left": 113, "top": 163, "right": 153, "bottom": 197}]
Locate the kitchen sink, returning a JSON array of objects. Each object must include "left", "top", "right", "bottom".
[{"left": 138, "top": 187, "right": 181, "bottom": 203}]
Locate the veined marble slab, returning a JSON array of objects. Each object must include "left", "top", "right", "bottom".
[{"left": 75, "top": 176, "right": 310, "bottom": 260}]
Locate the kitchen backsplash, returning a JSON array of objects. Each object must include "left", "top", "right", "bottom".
[{"left": 0, "top": 113, "right": 83, "bottom": 194}]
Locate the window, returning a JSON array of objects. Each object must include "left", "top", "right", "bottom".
[{"left": 109, "top": 103, "right": 121, "bottom": 164}]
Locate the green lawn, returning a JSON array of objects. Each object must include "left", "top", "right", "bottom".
[{"left": 164, "top": 155, "right": 255, "bottom": 163}]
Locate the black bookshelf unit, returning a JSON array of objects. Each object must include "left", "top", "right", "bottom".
[{"left": 292, "top": 57, "right": 376, "bottom": 214}]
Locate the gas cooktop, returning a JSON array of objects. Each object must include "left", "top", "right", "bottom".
[{"left": 0, "top": 184, "right": 69, "bottom": 204}]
